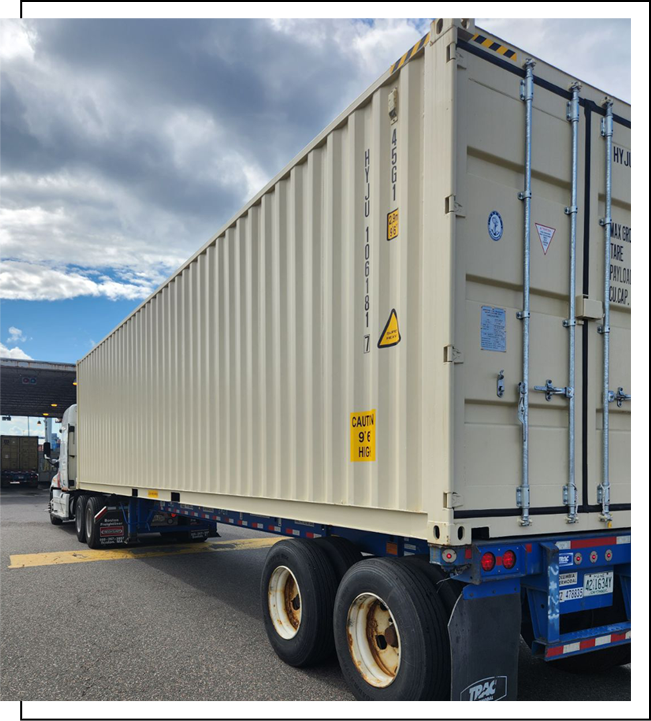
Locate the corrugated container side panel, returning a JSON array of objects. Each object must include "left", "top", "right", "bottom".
[{"left": 78, "top": 51, "right": 429, "bottom": 525}]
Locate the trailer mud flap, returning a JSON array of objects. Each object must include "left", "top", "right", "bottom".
[
  {"left": 448, "top": 590, "right": 521, "bottom": 701},
  {"left": 97, "top": 506, "right": 125, "bottom": 546}
]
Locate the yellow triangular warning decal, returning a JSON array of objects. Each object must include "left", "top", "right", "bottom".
[{"left": 378, "top": 309, "right": 401, "bottom": 348}]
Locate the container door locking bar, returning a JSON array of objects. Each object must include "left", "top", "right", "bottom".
[
  {"left": 598, "top": 99, "right": 614, "bottom": 523},
  {"left": 516, "top": 59, "right": 535, "bottom": 527},
  {"left": 563, "top": 81, "right": 581, "bottom": 523}
]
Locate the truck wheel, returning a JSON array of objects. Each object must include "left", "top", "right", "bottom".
[
  {"left": 333, "top": 557, "right": 450, "bottom": 700},
  {"left": 261, "top": 539, "right": 338, "bottom": 667},
  {"left": 313, "top": 536, "right": 362, "bottom": 582},
  {"left": 401, "top": 555, "right": 463, "bottom": 615},
  {"left": 75, "top": 495, "right": 89, "bottom": 543},
  {"left": 85, "top": 496, "right": 106, "bottom": 549}
]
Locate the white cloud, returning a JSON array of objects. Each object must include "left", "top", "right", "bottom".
[
  {"left": 478, "top": 18, "right": 631, "bottom": 102},
  {"left": 0, "top": 341, "right": 33, "bottom": 360},
  {"left": 0, "top": 261, "right": 160, "bottom": 301},
  {"left": 7, "top": 326, "right": 27, "bottom": 343},
  {"left": 0, "top": 18, "right": 630, "bottom": 310},
  {"left": 0, "top": 20, "right": 36, "bottom": 61}
]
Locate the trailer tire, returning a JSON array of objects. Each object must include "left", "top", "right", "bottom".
[
  {"left": 313, "top": 536, "right": 362, "bottom": 582},
  {"left": 85, "top": 495, "right": 105, "bottom": 549},
  {"left": 75, "top": 494, "right": 89, "bottom": 543},
  {"left": 334, "top": 557, "right": 450, "bottom": 701},
  {"left": 401, "top": 555, "right": 463, "bottom": 616},
  {"left": 261, "top": 539, "right": 338, "bottom": 667}
]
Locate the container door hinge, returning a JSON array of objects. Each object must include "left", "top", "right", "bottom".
[
  {"left": 444, "top": 345, "right": 463, "bottom": 363},
  {"left": 444, "top": 492, "right": 463, "bottom": 509}
]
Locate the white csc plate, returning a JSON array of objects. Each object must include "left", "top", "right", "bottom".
[{"left": 583, "top": 571, "right": 614, "bottom": 597}]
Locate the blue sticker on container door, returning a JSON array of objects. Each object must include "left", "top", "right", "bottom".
[
  {"left": 480, "top": 306, "right": 506, "bottom": 352},
  {"left": 488, "top": 210, "right": 503, "bottom": 241}
]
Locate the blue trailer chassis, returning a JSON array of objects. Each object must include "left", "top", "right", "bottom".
[{"left": 114, "top": 494, "right": 631, "bottom": 665}]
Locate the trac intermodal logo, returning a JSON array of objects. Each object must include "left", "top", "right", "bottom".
[{"left": 460, "top": 675, "right": 508, "bottom": 701}]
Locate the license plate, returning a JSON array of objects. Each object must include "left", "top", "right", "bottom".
[{"left": 583, "top": 571, "right": 614, "bottom": 597}]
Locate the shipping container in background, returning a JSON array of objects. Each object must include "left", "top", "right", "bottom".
[
  {"left": 49, "top": 18, "right": 632, "bottom": 701},
  {"left": 1, "top": 435, "right": 39, "bottom": 487}
]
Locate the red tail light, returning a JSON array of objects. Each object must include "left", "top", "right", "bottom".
[
  {"left": 481, "top": 552, "right": 496, "bottom": 572},
  {"left": 502, "top": 550, "right": 517, "bottom": 570}
]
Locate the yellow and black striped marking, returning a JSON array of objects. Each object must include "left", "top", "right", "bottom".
[
  {"left": 390, "top": 31, "right": 431, "bottom": 75},
  {"left": 470, "top": 33, "right": 517, "bottom": 61}
]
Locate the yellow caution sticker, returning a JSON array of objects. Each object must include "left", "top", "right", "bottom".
[
  {"left": 378, "top": 309, "right": 401, "bottom": 348},
  {"left": 147, "top": 490, "right": 159, "bottom": 499},
  {"left": 387, "top": 208, "right": 399, "bottom": 240},
  {"left": 350, "top": 410, "right": 376, "bottom": 462}
]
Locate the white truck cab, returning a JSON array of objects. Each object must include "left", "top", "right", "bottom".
[{"left": 48, "top": 404, "right": 77, "bottom": 522}]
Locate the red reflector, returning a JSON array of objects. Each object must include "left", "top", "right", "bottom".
[
  {"left": 502, "top": 550, "right": 517, "bottom": 570},
  {"left": 481, "top": 552, "right": 496, "bottom": 572}
]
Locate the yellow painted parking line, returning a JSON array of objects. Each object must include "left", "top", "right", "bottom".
[{"left": 8, "top": 537, "right": 281, "bottom": 569}]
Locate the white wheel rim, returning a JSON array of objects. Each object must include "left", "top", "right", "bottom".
[
  {"left": 347, "top": 592, "right": 401, "bottom": 688},
  {"left": 268, "top": 566, "right": 302, "bottom": 639}
]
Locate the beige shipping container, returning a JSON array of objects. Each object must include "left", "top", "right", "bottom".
[{"left": 77, "top": 18, "right": 631, "bottom": 547}]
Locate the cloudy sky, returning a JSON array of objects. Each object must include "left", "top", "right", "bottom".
[{"left": 0, "top": 17, "right": 632, "bottom": 373}]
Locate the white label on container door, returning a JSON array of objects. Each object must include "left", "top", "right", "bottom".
[
  {"left": 535, "top": 223, "right": 556, "bottom": 255},
  {"left": 480, "top": 306, "right": 506, "bottom": 352}
]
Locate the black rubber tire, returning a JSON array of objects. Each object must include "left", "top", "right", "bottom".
[
  {"left": 261, "top": 539, "right": 338, "bottom": 667},
  {"left": 75, "top": 494, "right": 89, "bottom": 543},
  {"left": 85, "top": 496, "right": 105, "bottom": 549},
  {"left": 551, "top": 643, "right": 631, "bottom": 673},
  {"left": 401, "top": 554, "right": 463, "bottom": 616},
  {"left": 334, "top": 557, "right": 451, "bottom": 701},
  {"left": 312, "top": 536, "right": 362, "bottom": 582},
  {"left": 631, "top": 643, "right": 649, "bottom": 676}
]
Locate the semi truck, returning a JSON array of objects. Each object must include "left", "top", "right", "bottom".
[
  {"left": 47, "top": 18, "right": 631, "bottom": 701},
  {"left": 1, "top": 435, "right": 39, "bottom": 488}
]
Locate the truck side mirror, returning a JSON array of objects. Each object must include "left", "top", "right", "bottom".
[{"left": 43, "top": 442, "right": 51, "bottom": 457}]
